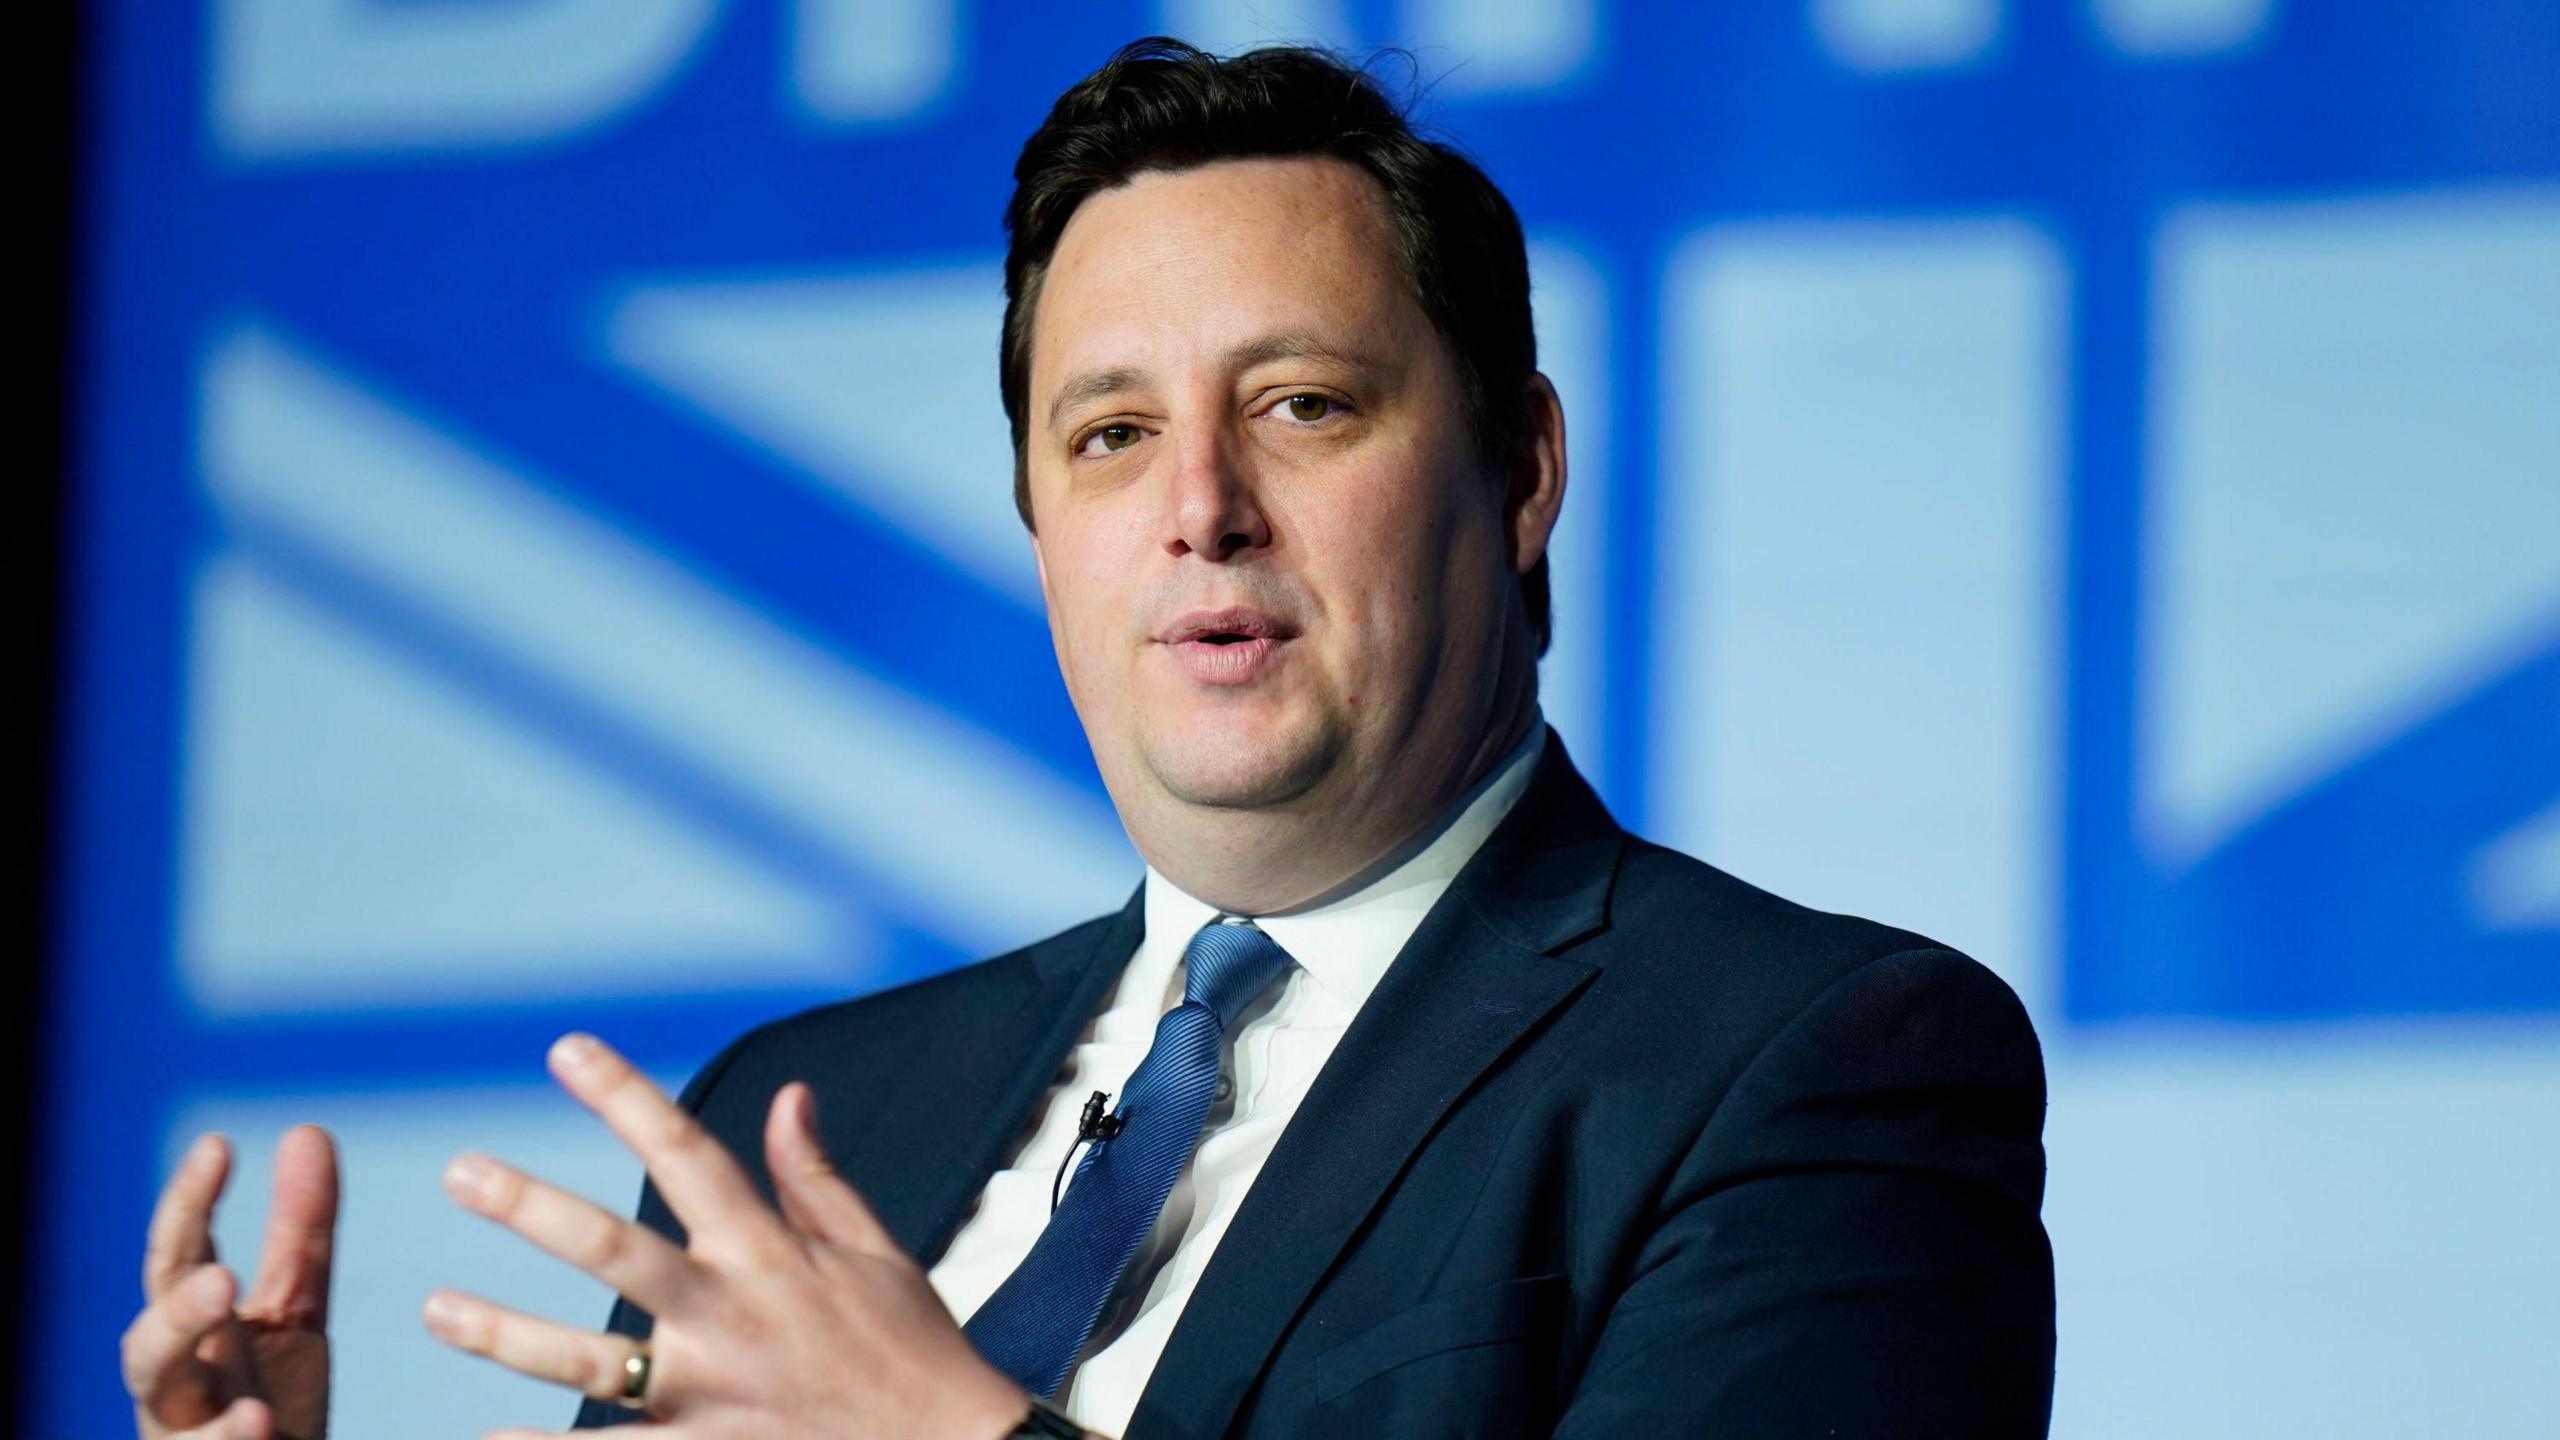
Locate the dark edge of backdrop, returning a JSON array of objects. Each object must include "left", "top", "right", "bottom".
[{"left": 17, "top": 0, "right": 80, "bottom": 1411}]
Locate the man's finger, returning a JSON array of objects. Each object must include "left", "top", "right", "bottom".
[
  {"left": 764, "top": 1083, "right": 895, "bottom": 1256},
  {"left": 243, "top": 1125, "right": 339, "bottom": 1327},
  {"left": 143, "top": 1135, "right": 231, "bottom": 1300},
  {"left": 441, "top": 1151, "right": 702, "bottom": 1316},
  {"left": 546, "top": 1033, "right": 777, "bottom": 1242},
  {"left": 421, "top": 1289, "right": 657, "bottom": 1406},
  {"left": 120, "top": 1263, "right": 233, "bottom": 1415}
]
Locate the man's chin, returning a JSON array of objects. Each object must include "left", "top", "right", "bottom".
[{"left": 1140, "top": 722, "right": 1339, "bottom": 812}]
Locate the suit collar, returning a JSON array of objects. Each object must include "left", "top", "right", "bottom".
[
  {"left": 1443, "top": 726, "right": 1620, "bottom": 957},
  {"left": 1033, "top": 881, "right": 1144, "bottom": 982},
  {"left": 1125, "top": 732, "right": 1624, "bottom": 1440},
  {"left": 867, "top": 885, "right": 1141, "bottom": 1263}
]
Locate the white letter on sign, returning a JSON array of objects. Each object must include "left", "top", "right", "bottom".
[{"left": 211, "top": 0, "right": 720, "bottom": 161}]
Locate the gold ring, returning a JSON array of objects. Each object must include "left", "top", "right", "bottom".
[{"left": 616, "top": 1342, "right": 652, "bottom": 1408}]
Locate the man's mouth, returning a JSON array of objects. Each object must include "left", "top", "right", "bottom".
[
  {"left": 1160, "top": 608, "right": 1297, "bottom": 645},
  {"left": 1158, "top": 608, "right": 1297, "bottom": 684}
]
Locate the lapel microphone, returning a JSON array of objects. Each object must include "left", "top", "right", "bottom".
[
  {"left": 1052, "top": 1089, "right": 1123, "bottom": 1213},
  {"left": 1078, "top": 1089, "right": 1126, "bottom": 1142}
]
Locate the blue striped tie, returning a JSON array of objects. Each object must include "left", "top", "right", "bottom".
[{"left": 964, "top": 917, "right": 1295, "bottom": 1401}]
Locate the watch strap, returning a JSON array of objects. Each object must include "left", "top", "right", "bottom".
[{"left": 1008, "top": 1397, "right": 1085, "bottom": 1438}]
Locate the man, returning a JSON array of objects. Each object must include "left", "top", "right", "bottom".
[{"left": 121, "top": 36, "right": 2054, "bottom": 1440}]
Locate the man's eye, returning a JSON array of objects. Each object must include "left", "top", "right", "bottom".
[
  {"left": 1082, "top": 423, "right": 1142, "bottom": 455},
  {"left": 1280, "top": 394, "right": 1337, "bottom": 423}
]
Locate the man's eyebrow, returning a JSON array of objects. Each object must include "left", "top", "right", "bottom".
[
  {"left": 1047, "top": 365, "right": 1149, "bottom": 433},
  {"left": 1044, "top": 333, "right": 1391, "bottom": 433}
]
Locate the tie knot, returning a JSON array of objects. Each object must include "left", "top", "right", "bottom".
[{"left": 1180, "top": 918, "right": 1294, "bottom": 1029}]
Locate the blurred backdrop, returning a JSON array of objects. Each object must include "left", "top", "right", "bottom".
[{"left": 34, "top": 1, "right": 2560, "bottom": 1435}]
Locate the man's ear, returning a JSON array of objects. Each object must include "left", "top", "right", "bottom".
[{"left": 1505, "top": 371, "right": 1568, "bottom": 577}]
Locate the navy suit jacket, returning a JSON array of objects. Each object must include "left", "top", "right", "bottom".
[{"left": 577, "top": 736, "right": 2056, "bottom": 1436}]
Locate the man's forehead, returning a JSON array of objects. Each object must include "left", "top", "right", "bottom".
[{"left": 1030, "top": 156, "right": 1418, "bottom": 384}]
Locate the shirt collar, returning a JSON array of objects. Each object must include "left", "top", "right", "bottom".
[{"left": 1141, "top": 716, "right": 1549, "bottom": 1015}]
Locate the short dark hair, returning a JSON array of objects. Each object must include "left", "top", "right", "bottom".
[{"left": 999, "top": 35, "right": 1550, "bottom": 654}]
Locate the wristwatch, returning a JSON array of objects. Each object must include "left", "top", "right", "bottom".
[{"left": 1007, "top": 1397, "right": 1085, "bottom": 1438}]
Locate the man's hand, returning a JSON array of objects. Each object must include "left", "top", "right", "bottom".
[
  {"left": 425, "top": 1033, "right": 1039, "bottom": 1440},
  {"left": 123, "top": 1126, "right": 340, "bottom": 1440}
]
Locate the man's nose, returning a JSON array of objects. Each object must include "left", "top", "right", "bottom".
[{"left": 1164, "top": 426, "right": 1271, "bottom": 562}]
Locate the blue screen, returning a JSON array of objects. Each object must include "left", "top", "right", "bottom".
[{"left": 40, "top": 2, "right": 2560, "bottom": 1434}]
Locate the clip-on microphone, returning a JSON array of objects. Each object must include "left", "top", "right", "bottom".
[{"left": 1052, "top": 1089, "right": 1123, "bottom": 1212}]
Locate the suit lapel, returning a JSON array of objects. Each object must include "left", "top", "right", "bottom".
[
  {"left": 1125, "top": 738, "right": 1624, "bottom": 1440},
  {"left": 842, "top": 887, "right": 1144, "bottom": 1265}
]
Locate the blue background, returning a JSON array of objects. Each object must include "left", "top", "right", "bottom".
[{"left": 38, "top": 1, "right": 2560, "bottom": 1434}]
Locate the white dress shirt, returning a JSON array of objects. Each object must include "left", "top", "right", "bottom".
[{"left": 925, "top": 720, "right": 1548, "bottom": 1436}]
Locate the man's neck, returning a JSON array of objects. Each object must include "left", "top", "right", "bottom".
[
  {"left": 1135, "top": 701, "right": 1545, "bottom": 917},
  {"left": 1269, "top": 714, "right": 1545, "bottom": 916}
]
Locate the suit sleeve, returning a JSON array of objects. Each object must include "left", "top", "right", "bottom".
[
  {"left": 570, "top": 1034, "right": 754, "bottom": 1431},
  {"left": 1552, "top": 946, "right": 2056, "bottom": 1437}
]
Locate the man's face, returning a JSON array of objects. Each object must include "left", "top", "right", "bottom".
[{"left": 1023, "top": 156, "right": 1529, "bottom": 846}]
